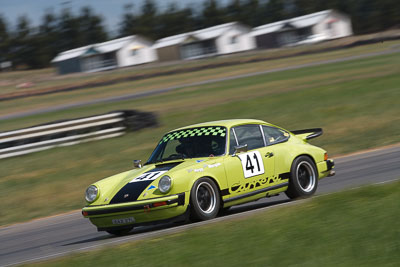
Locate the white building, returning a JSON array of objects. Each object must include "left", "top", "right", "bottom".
[
  {"left": 153, "top": 22, "right": 256, "bottom": 62},
  {"left": 251, "top": 10, "right": 353, "bottom": 49},
  {"left": 51, "top": 35, "right": 157, "bottom": 75}
]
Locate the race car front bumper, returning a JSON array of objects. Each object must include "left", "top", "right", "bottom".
[{"left": 82, "top": 193, "right": 188, "bottom": 230}]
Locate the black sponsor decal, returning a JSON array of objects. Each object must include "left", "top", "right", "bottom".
[{"left": 229, "top": 173, "right": 290, "bottom": 194}]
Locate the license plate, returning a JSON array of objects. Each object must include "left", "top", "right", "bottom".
[{"left": 112, "top": 217, "right": 135, "bottom": 225}]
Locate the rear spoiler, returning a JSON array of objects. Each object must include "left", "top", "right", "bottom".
[{"left": 291, "top": 128, "right": 323, "bottom": 141}]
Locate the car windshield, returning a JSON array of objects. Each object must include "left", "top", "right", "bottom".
[{"left": 146, "top": 126, "right": 227, "bottom": 164}]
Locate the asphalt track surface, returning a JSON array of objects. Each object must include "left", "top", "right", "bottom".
[
  {"left": 1, "top": 145, "right": 399, "bottom": 266},
  {"left": 1, "top": 48, "right": 399, "bottom": 121}
]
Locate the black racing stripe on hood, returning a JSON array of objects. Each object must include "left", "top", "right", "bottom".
[
  {"left": 110, "top": 180, "right": 153, "bottom": 204},
  {"left": 110, "top": 161, "right": 183, "bottom": 204}
]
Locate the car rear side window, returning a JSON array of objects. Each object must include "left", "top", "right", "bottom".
[
  {"left": 262, "top": 126, "right": 289, "bottom": 145},
  {"left": 234, "top": 125, "right": 264, "bottom": 150}
]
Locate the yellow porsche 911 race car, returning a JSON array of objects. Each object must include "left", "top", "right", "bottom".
[{"left": 82, "top": 119, "right": 335, "bottom": 235}]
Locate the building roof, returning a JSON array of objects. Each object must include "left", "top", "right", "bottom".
[
  {"left": 251, "top": 10, "right": 335, "bottom": 36},
  {"left": 153, "top": 22, "right": 249, "bottom": 49},
  {"left": 52, "top": 35, "right": 147, "bottom": 63}
]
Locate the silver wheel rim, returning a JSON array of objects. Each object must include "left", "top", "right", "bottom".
[
  {"left": 196, "top": 182, "right": 217, "bottom": 214},
  {"left": 296, "top": 161, "right": 316, "bottom": 192}
]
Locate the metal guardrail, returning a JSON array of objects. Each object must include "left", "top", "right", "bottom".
[{"left": 0, "top": 110, "right": 157, "bottom": 159}]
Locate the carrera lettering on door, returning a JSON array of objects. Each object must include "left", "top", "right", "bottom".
[{"left": 237, "top": 151, "right": 265, "bottom": 178}]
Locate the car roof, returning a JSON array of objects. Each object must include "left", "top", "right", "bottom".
[{"left": 170, "top": 119, "right": 273, "bottom": 132}]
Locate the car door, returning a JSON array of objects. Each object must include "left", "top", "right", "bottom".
[
  {"left": 261, "top": 125, "right": 291, "bottom": 180},
  {"left": 223, "top": 124, "right": 275, "bottom": 198}
]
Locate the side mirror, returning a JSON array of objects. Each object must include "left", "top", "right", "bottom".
[
  {"left": 233, "top": 144, "right": 248, "bottom": 156},
  {"left": 133, "top": 160, "right": 142, "bottom": 169}
]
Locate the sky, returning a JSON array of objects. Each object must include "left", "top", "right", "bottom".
[{"left": 0, "top": 0, "right": 230, "bottom": 34}]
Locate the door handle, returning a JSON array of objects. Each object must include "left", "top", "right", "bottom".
[{"left": 265, "top": 152, "right": 274, "bottom": 158}]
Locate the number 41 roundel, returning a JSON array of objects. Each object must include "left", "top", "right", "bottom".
[{"left": 237, "top": 151, "right": 265, "bottom": 178}]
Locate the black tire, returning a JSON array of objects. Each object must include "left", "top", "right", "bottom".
[
  {"left": 190, "top": 177, "right": 220, "bottom": 221},
  {"left": 106, "top": 226, "right": 133, "bottom": 236},
  {"left": 285, "top": 156, "right": 318, "bottom": 199}
]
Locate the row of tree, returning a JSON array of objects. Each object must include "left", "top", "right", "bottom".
[
  {"left": 0, "top": 7, "right": 108, "bottom": 69},
  {"left": 0, "top": 0, "right": 399, "bottom": 69}
]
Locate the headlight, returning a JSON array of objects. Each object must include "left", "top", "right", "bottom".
[
  {"left": 158, "top": 175, "right": 172, "bottom": 193},
  {"left": 85, "top": 185, "right": 98, "bottom": 202}
]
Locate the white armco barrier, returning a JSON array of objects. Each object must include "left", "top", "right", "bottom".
[{"left": 0, "top": 110, "right": 157, "bottom": 159}]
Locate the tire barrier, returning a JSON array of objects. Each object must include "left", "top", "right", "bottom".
[{"left": 0, "top": 110, "right": 158, "bottom": 159}]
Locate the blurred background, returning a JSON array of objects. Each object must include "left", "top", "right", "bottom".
[
  {"left": 1, "top": 0, "right": 399, "bottom": 70},
  {"left": 0, "top": 0, "right": 399, "bottom": 227}
]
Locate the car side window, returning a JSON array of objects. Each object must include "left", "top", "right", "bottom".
[
  {"left": 229, "top": 128, "right": 237, "bottom": 155},
  {"left": 262, "top": 126, "right": 289, "bottom": 145},
  {"left": 233, "top": 125, "right": 264, "bottom": 150}
]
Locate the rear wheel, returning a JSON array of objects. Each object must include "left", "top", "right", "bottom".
[
  {"left": 106, "top": 226, "right": 133, "bottom": 236},
  {"left": 190, "top": 178, "right": 220, "bottom": 221},
  {"left": 285, "top": 156, "right": 318, "bottom": 199}
]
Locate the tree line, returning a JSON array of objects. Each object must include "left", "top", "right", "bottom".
[{"left": 0, "top": 0, "right": 398, "bottom": 70}]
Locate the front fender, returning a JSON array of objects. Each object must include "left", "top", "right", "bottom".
[
  {"left": 183, "top": 160, "right": 228, "bottom": 193},
  {"left": 133, "top": 159, "right": 227, "bottom": 201}
]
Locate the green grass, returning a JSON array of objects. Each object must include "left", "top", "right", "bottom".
[
  {"left": 0, "top": 51, "right": 399, "bottom": 226},
  {"left": 28, "top": 180, "right": 400, "bottom": 267}
]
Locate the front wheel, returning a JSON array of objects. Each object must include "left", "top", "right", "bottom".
[
  {"left": 285, "top": 156, "right": 318, "bottom": 199},
  {"left": 190, "top": 177, "right": 220, "bottom": 221}
]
